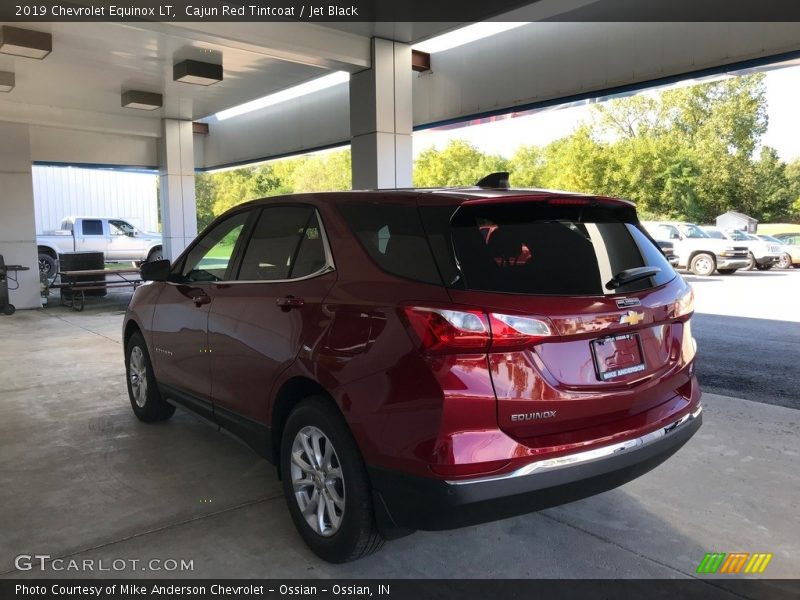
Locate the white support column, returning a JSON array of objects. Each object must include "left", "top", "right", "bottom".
[
  {"left": 0, "top": 122, "right": 40, "bottom": 310},
  {"left": 350, "top": 38, "right": 413, "bottom": 189},
  {"left": 159, "top": 119, "right": 197, "bottom": 260}
]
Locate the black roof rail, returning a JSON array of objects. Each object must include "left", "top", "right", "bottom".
[{"left": 475, "top": 172, "right": 509, "bottom": 188}]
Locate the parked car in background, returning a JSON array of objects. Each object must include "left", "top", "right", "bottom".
[
  {"left": 774, "top": 232, "right": 800, "bottom": 246},
  {"left": 642, "top": 221, "right": 749, "bottom": 276},
  {"left": 700, "top": 226, "right": 781, "bottom": 271},
  {"left": 758, "top": 234, "right": 800, "bottom": 269},
  {"left": 37, "top": 217, "right": 163, "bottom": 278},
  {"left": 656, "top": 240, "right": 679, "bottom": 267},
  {"left": 124, "top": 182, "right": 702, "bottom": 562}
]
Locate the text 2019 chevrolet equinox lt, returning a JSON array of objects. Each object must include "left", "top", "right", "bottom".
[{"left": 124, "top": 175, "right": 702, "bottom": 563}]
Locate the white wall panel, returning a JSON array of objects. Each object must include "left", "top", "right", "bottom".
[
  {"left": 29, "top": 126, "right": 158, "bottom": 168},
  {"left": 200, "top": 84, "right": 351, "bottom": 168},
  {"left": 32, "top": 166, "right": 159, "bottom": 234}
]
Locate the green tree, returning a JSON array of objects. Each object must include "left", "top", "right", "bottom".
[
  {"left": 508, "top": 145, "right": 545, "bottom": 187},
  {"left": 786, "top": 158, "right": 800, "bottom": 222},
  {"left": 747, "top": 147, "right": 793, "bottom": 222},
  {"left": 288, "top": 149, "right": 352, "bottom": 192},
  {"left": 585, "top": 73, "right": 782, "bottom": 223},
  {"left": 413, "top": 140, "right": 508, "bottom": 187},
  {"left": 194, "top": 171, "right": 218, "bottom": 231}
]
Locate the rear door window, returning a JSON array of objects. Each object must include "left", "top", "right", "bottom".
[
  {"left": 237, "top": 206, "right": 328, "bottom": 281},
  {"left": 81, "top": 220, "right": 103, "bottom": 236},
  {"left": 421, "top": 202, "right": 676, "bottom": 296}
]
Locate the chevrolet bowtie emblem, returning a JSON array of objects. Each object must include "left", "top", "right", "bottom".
[{"left": 619, "top": 310, "right": 644, "bottom": 326}]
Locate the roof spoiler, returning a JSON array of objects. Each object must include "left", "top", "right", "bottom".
[{"left": 475, "top": 172, "right": 509, "bottom": 189}]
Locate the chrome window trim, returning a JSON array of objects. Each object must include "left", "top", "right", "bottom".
[{"left": 445, "top": 405, "right": 702, "bottom": 486}]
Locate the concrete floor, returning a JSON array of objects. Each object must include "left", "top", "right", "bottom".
[{"left": 0, "top": 291, "right": 798, "bottom": 579}]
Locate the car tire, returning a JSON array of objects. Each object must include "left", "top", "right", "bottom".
[
  {"left": 717, "top": 268, "right": 737, "bottom": 275},
  {"left": 125, "top": 332, "right": 175, "bottom": 422},
  {"left": 38, "top": 253, "right": 57, "bottom": 279},
  {"left": 689, "top": 253, "right": 716, "bottom": 276},
  {"left": 146, "top": 247, "right": 164, "bottom": 263},
  {"left": 280, "top": 396, "right": 384, "bottom": 563},
  {"left": 745, "top": 252, "right": 756, "bottom": 271}
]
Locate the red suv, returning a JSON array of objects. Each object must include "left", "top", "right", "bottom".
[{"left": 125, "top": 178, "right": 701, "bottom": 563}]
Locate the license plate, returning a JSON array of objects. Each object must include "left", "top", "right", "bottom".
[{"left": 591, "top": 333, "right": 646, "bottom": 381}]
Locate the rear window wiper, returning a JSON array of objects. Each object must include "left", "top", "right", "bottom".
[{"left": 605, "top": 266, "right": 661, "bottom": 290}]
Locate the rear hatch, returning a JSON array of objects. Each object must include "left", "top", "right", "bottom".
[{"left": 419, "top": 195, "right": 693, "bottom": 439}]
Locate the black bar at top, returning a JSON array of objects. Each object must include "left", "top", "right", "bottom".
[{"left": 2, "top": 0, "right": 800, "bottom": 22}]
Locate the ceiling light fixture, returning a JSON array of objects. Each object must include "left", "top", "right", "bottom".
[
  {"left": 412, "top": 22, "right": 527, "bottom": 54},
  {"left": 0, "top": 26, "right": 52, "bottom": 59},
  {"left": 173, "top": 59, "right": 223, "bottom": 86},
  {"left": 214, "top": 71, "right": 350, "bottom": 121},
  {"left": 0, "top": 71, "right": 14, "bottom": 93},
  {"left": 121, "top": 90, "right": 163, "bottom": 110}
]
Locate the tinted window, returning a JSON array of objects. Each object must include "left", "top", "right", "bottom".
[
  {"left": 678, "top": 223, "right": 708, "bottom": 238},
  {"left": 338, "top": 204, "right": 442, "bottom": 285},
  {"left": 181, "top": 212, "right": 249, "bottom": 282},
  {"left": 81, "top": 220, "right": 103, "bottom": 236},
  {"left": 647, "top": 223, "right": 680, "bottom": 240},
  {"left": 421, "top": 203, "right": 675, "bottom": 296},
  {"left": 238, "top": 206, "right": 327, "bottom": 281}
]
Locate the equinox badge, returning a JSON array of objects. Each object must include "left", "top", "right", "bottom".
[
  {"left": 619, "top": 311, "right": 644, "bottom": 326},
  {"left": 511, "top": 411, "right": 557, "bottom": 422}
]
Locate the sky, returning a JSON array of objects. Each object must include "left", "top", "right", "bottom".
[{"left": 412, "top": 63, "right": 800, "bottom": 163}]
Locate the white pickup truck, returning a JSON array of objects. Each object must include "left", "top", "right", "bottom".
[
  {"left": 37, "top": 217, "right": 163, "bottom": 277},
  {"left": 642, "top": 221, "right": 750, "bottom": 276}
]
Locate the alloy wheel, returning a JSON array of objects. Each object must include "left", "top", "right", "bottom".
[
  {"left": 290, "top": 425, "right": 346, "bottom": 537},
  {"left": 128, "top": 346, "right": 148, "bottom": 408}
]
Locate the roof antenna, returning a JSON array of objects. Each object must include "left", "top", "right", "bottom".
[{"left": 476, "top": 172, "right": 509, "bottom": 188}]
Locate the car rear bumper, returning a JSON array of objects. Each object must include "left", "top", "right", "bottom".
[{"left": 370, "top": 406, "right": 702, "bottom": 532}]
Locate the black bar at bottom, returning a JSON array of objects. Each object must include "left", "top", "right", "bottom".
[{"left": 1, "top": 579, "right": 798, "bottom": 600}]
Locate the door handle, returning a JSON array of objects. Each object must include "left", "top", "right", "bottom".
[
  {"left": 191, "top": 293, "right": 211, "bottom": 307},
  {"left": 276, "top": 296, "right": 305, "bottom": 311}
]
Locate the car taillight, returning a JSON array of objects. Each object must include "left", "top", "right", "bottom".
[
  {"left": 488, "top": 313, "right": 552, "bottom": 350},
  {"left": 673, "top": 287, "right": 694, "bottom": 320},
  {"left": 403, "top": 307, "right": 490, "bottom": 353},
  {"left": 402, "top": 306, "right": 552, "bottom": 354}
]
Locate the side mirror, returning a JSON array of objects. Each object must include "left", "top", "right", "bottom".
[{"left": 140, "top": 259, "right": 171, "bottom": 282}]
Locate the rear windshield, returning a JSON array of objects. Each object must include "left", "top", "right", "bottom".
[{"left": 339, "top": 200, "right": 676, "bottom": 295}]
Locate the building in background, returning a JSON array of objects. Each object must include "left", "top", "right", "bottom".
[
  {"left": 32, "top": 165, "right": 159, "bottom": 234},
  {"left": 716, "top": 211, "right": 758, "bottom": 233}
]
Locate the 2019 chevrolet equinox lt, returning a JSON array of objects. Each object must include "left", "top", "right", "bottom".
[{"left": 124, "top": 175, "right": 702, "bottom": 563}]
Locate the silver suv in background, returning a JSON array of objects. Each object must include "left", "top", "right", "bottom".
[
  {"left": 700, "top": 226, "right": 781, "bottom": 271},
  {"left": 642, "top": 221, "right": 749, "bottom": 276}
]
